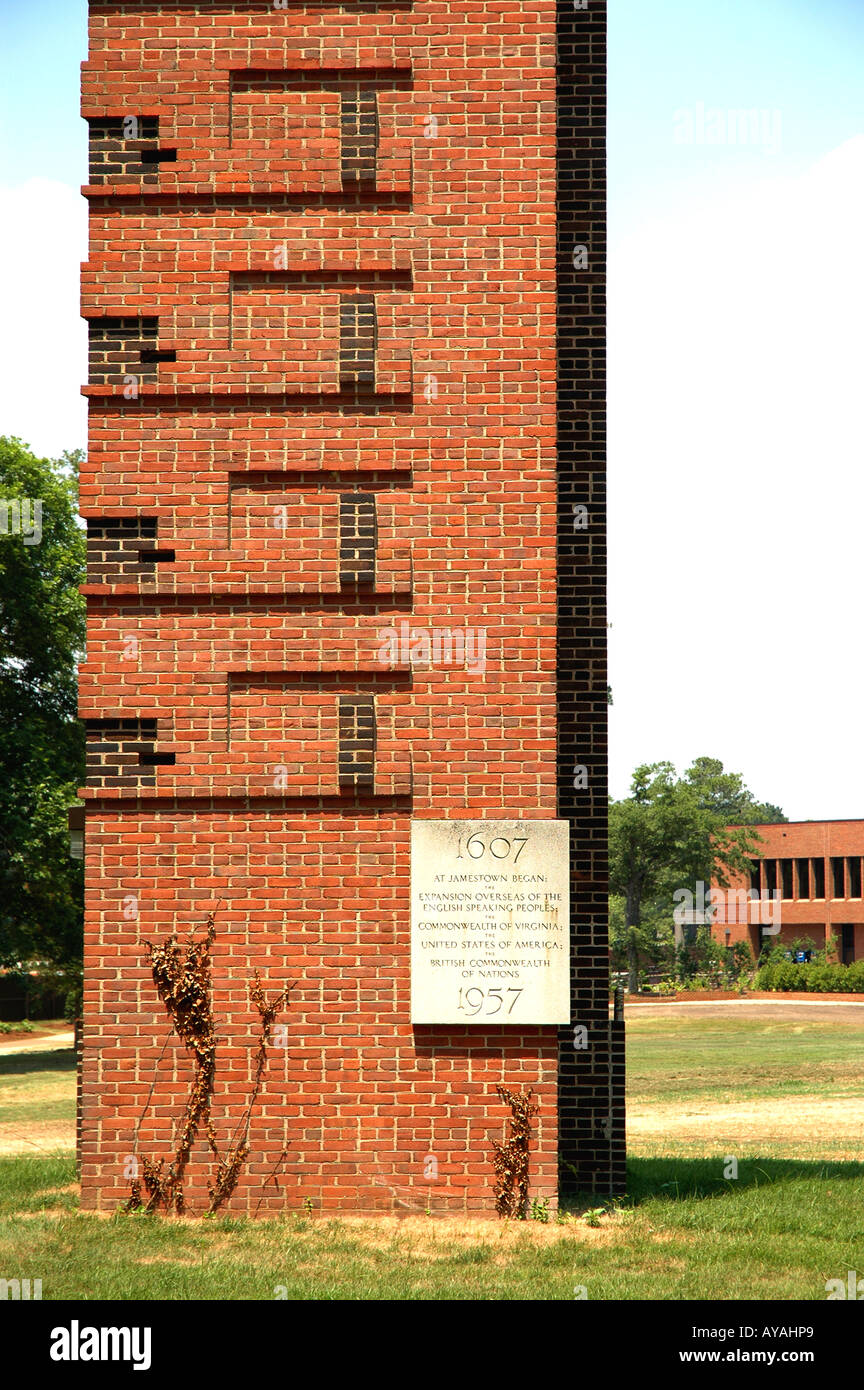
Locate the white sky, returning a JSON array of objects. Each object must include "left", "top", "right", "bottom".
[
  {"left": 0, "top": 178, "right": 88, "bottom": 460},
  {"left": 2, "top": 0, "right": 864, "bottom": 821},
  {"left": 609, "top": 135, "right": 864, "bottom": 819}
]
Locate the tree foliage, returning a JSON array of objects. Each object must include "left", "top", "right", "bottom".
[{"left": 0, "top": 437, "right": 85, "bottom": 965}]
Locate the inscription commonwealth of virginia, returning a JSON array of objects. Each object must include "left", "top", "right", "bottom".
[{"left": 410, "top": 820, "right": 570, "bottom": 1024}]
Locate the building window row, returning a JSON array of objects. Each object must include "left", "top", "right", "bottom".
[{"left": 750, "top": 856, "right": 864, "bottom": 901}]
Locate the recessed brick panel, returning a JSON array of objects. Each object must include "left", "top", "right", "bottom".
[
  {"left": 84, "top": 717, "right": 172, "bottom": 788},
  {"left": 339, "top": 492, "right": 377, "bottom": 588},
  {"left": 85, "top": 517, "right": 176, "bottom": 584},
  {"left": 87, "top": 116, "right": 164, "bottom": 183},
  {"left": 338, "top": 694, "right": 376, "bottom": 790},
  {"left": 87, "top": 317, "right": 162, "bottom": 386}
]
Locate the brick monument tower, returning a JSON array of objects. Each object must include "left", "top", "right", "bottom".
[{"left": 78, "top": 0, "right": 623, "bottom": 1213}]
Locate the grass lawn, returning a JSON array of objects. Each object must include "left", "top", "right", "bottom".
[
  {"left": 627, "top": 1007, "right": 864, "bottom": 1163},
  {"left": 0, "top": 1049, "right": 77, "bottom": 1156},
  {"left": 1, "top": 1007, "right": 863, "bottom": 1299}
]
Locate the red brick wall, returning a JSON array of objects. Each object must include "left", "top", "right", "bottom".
[{"left": 79, "top": 0, "right": 617, "bottom": 1213}]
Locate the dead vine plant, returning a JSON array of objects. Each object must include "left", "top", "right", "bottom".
[{"left": 123, "top": 905, "right": 292, "bottom": 1216}]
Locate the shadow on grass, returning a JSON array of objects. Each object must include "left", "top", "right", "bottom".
[
  {"left": 0, "top": 1048, "right": 76, "bottom": 1077},
  {"left": 0, "top": 1153, "right": 77, "bottom": 1213},
  {"left": 563, "top": 1155, "right": 864, "bottom": 1213}
]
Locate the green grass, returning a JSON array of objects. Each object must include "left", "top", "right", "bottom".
[
  {"left": 627, "top": 1013, "right": 864, "bottom": 1106},
  {"left": 1, "top": 1153, "right": 862, "bottom": 1300},
  {"left": 1, "top": 1013, "right": 863, "bottom": 1299},
  {"left": 0, "top": 1049, "right": 77, "bottom": 1135}
]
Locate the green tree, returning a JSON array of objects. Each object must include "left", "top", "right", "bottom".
[
  {"left": 0, "top": 437, "right": 85, "bottom": 967},
  {"left": 609, "top": 759, "right": 782, "bottom": 992},
  {"left": 609, "top": 892, "right": 675, "bottom": 982},
  {"left": 682, "top": 756, "right": 786, "bottom": 829}
]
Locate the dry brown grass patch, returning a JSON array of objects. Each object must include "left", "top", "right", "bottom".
[{"left": 0, "top": 1121, "right": 75, "bottom": 1156}]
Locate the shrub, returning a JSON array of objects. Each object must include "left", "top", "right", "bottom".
[
  {"left": 756, "top": 959, "right": 864, "bottom": 994},
  {"left": 753, "top": 963, "right": 774, "bottom": 991}
]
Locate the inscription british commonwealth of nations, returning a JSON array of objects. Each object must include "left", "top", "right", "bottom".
[{"left": 410, "top": 820, "right": 570, "bottom": 1024}]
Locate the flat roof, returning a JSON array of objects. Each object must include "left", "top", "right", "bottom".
[{"left": 729, "top": 819, "right": 864, "bottom": 829}]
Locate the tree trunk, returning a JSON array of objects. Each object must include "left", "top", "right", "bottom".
[{"left": 625, "top": 882, "right": 641, "bottom": 994}]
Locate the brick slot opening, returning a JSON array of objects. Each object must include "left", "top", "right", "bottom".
[
  {"left": 338, "top": 695, "right": 376, "bottom": 791},
  {"left": 139, "top": 349, "right": 176, "bottom": 363},
  {"left": 341, "top": 90, "right": 379, "bottom": 185},
  {"left": 85, "top": 718, "right": 171, "bottom": 787},
  {"left": 339, "top": 493, "right": 377, "bottom": 587},
  {"left": 339, "top": 295, "right": 376, "bottom": 387},
  {"left": 139, "top": 548, "right": 176, "bottom": 563}
]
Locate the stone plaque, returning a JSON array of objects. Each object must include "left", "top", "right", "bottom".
[{"left": 410, "top": 820, "right": 570, "bottom": 1024}]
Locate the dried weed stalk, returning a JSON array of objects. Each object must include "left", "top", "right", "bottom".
[
  {"left": 207, "top": 972, "right": 292, "bottom": 1214},
  {"left": 492, "top": 1085, "right": 538, "bottom": 1218}
]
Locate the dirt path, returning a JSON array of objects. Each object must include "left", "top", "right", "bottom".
[
  {"left": 629, "top": 1093, "right": 864, "bottom": 1139},
  {"left": 0, "top": 1022, "right": 75, "bottom": 1056},
  {"left": 627, "top": 999, "right": 864, "bottom": 1022},
  {"left": 627, "top": 1094, "right": 864, "bottom": 1162}
]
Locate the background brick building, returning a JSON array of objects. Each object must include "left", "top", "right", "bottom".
[
  {"left": 77, "top": 0, "right": 622, "bottom": 1213},
  {"left": 711, "top": 820, "right": 864, "bottom": 963}
]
